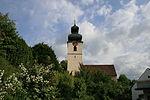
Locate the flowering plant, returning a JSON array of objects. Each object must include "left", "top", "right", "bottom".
[{"left": 0, "top": 64, "right": 58, "bottom": 100}]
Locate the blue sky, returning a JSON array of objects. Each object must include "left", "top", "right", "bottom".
[{"left": 0, "top": 0, "right": 150, "bottom": 79}]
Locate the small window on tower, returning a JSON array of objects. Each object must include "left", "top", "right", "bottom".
[{"left": 74, "top": 46, "right": 77, "bottom": 51}]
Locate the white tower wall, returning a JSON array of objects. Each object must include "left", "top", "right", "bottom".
[{"left": 67, "top": 42, "right": 83, "bottom": 75}]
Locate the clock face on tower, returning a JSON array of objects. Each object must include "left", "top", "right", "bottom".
[{"left": 72, "top": 41, "right": 78, "bottom": 46}]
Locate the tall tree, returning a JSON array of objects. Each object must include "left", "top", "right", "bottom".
[
  {"left": 32, "top": 43, "right": 59, "bottom": 70},
  {"left": 0, "top": 13, "right": 17, "bottom": 39},
  {"left": 0, "top": 13, "right": 32, "bottom": 66},
  {"left": 0, "top": 13, "right": 17, "bottom": 58},
  {"left": 60, "top": 60, "right": 67, "bottom": 71}
]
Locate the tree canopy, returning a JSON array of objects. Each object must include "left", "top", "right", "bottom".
[
  {"left": 32, "top": 43, "right": 60, "bottom": 70},
  {"left": 0, "top": 13, "right": 32, "bottom": 66}
]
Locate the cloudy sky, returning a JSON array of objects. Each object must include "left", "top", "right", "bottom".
[{"left": 0, "top": 0, "right": 150, "bottom": 79}]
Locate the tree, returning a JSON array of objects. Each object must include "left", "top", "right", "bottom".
[
  {"left": 118, "top": 74, "right": 131, "bottom": 85},
  {"left": 115, "top": 74, "right": 132, "bottom": 100},
  {"left": 92, "top": 71, "right": 111, "bottom": 83},
  {"left": 60, "top": 60, "right": 67, "bottom": 71},
  {"left": 55, "top": 72, "right": 74, "bottom": 99},
  {"left": 73, "top": 78, "right": 87, "bottom": 99},
  {"left": 0, "top": 35, "right": 33, "bottom": 66},
  {"left": 0, "top": 13, "right": 17, "bottom": 39},
  {"left": 0, "top": 56, "right": 20, "bottom": 80},
  {"left": 0, "top": 64, "right": 59, "bottom": 100},
  {"left": 75, "top": 68, "right": 134, "bottom": 100},
  {"left": 32, "top": 43, "right": 60, "bottom": 71},
  {"left": 0, "top": 13, "right": 17, "bottom": 60},
  {"left": 0, "top": 13, "right": 32, "bottom": 66}
]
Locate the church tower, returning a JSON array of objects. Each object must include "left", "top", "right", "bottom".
[{"left": 67, "top": 23, "right": 83, "bottom": 75}]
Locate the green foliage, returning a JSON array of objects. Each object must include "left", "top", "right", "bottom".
[
  {"left": 118, "top": 74, "right": 131, "bottom": 85},
  {"left": 115, "top": 74, "right": 133, "bottom": 100},
  {"left": 4, "top": 73, "right": 27, "bottom": 100},
  {"left": 0, "top": 13, "right": 32, "bottom": 66},
  {"left": 55, "top": 71, "right": 74, "bottom": 99},
  {"left": 2, "top": 37, "right": 32, "bottom": 66},
  {"left": 0, "top": 70, "right": 27, "bottom": 100},
  {"left": 0, "top": 56, "right": 20, "bottom": 80},
  {"left": 0, "top": 64, "right": 59, "bottom": 100},
  {"left": 0, "top": 35, "right": 33, "bottom": 66},
  {"left": 75, "top": 69, "right": 111, "bottom": 84},
  {"left": 32, "top": 43, "right": 60, "bottom": 71},
  {"left": 73, "top": 78, "right": 87, "bottom": 99},
  {"left": 18, "top": 64, "right": 58, "bottom": 100},
  {"left": 55, "top": 71, "right": 90, "bottom": 100},
  {"left": 0, "top": 70, "right": 5, "bottom": 99},
  {"left": 0, "top": 62, "right": 133, "bottom": 100},
  {"left": 0, "top": 13, "right": 17, "bottom": 39},
  {"left": 60, "top": 60, "right": 67, "bottom": 71},
  {"left": 75, "top": 69, "right": 133, "bottom": 100}
]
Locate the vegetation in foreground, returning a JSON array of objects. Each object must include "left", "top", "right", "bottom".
[{"left": 0, "top": 13, "right": 134, "bottom": 100}]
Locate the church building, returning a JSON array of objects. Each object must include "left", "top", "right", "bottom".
[{"left": 67, "top": 23, "right": 117, "bottom": 79}]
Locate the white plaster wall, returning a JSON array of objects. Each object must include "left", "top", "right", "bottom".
[
  {"left": 67, "top": 42, "right": 83, "bottom": 74},
  {"left": 67, "top": 42, "right": 83, "bottom": 54},
  {"left": 132, "top": 83, "right": 143, "bottom": 100},
  {"left": 132, "top": 68, "right": 150, "bottom": 100},
  {"left": 138, "top": 68, "right": 150, "bottom": 81}
]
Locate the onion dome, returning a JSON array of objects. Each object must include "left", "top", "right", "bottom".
[
  {"left": 71, "top": 24, "right": 79, "bottom": 33},
  {"left": 68, "top": 24, "right": 82, "bottom": 43}
]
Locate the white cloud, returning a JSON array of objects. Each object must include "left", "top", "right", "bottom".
[
  {"left": 120, "top": 0, "right": 124, "bottom": 5},
  {"left": 78, "top": 20, "right": 122, "bottom": 65},
  {"left": 80, "top": 0, "right": 94, "bottom": 5},
  {"left": 80, "top": 0, "right": 150, "bottom": 79},
  {"left": 107, "top": 0, "right": 139, "bottom": 28},
  {"left": 141, "top": 1, "right": 150, "bottom": 19},
  {"left": 97, "top": 5, "right": 112, "bottom": 16},
  {"left": 79, "top": 21, "right": 97, "bottom": 42},
  {"left": 129, "top": 19, "right": 150, "bottom": 39},
  {"left": 104, "top": 1, "right": 150, "bottom": 79},
  {"left": 53, "top": 43, "right": 67, "bottom": 61},
  {"left": 35, "top": 0, "right": 84, "bottom": 25},
  {"left": 114, "top": 52, "right": 150, "bottom": 79}
]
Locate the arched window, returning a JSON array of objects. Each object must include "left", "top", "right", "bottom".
[{"left": 74, "top": 46, "right": 77, "bottom": 51}]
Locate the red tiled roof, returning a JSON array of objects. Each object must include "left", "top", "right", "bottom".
[{"left": 81, "top": 65, "right": 117, "bottom": 76}]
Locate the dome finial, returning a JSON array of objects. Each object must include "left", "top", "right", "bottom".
[{"left": 74, "top": 18, "right": 76, "bottom": 25}]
